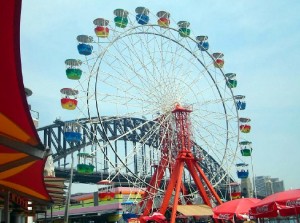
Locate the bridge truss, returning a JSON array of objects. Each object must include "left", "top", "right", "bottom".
[{"left": 37, "top": 117, "right": 233, "bottom": 198}]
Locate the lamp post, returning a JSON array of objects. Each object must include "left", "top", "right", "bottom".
[
  {"left": 250, "top": 156, "right": 257, "bottom": 198},
  {"left": 64, "top": 153, "right": 74, "bottom": 223}
]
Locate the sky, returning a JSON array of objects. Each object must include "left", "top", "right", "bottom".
[{"left": 20, "top": 0, "right": 300, "bottom": 193}]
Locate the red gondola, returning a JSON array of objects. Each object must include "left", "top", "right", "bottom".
[
  {"left": 229, "top": 182, "right": 241, "bottom": 200},
  {"left": 213, "top": 52, "right": 224, "bottom": 68},
  {"left": 157, "top": 11, "right": 170, "bottom": 28},
  {"left": 93, "top": 18, "right": 109, "bottom": 38},
  {"left": 239, "top": 117, "right": 251, "bottom": 133},
  {"left": 60, "top": 88, "right": 78, "bottom": 110}
]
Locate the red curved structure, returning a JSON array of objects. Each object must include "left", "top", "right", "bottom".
[{"left": 0, "top": 0, "right": 51, "bottom": 206}]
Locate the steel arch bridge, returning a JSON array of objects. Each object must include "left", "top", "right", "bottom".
[{"left": 37, "top": 117, "right": 233, "bottom": 195}]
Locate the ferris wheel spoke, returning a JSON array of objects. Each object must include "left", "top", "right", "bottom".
[
  {"left": 130, "top": 32, "right": 172, "bottom": 87},
  {"left": 96, "top": 71, "right": 159, "bottom": 106},
  {"left": 191, "top": 116, "right": 230, "bottom": 153},
  {"left": 95, "top": 115, "right": 174, "bottom": 183},
  {"left": 98, "top": 44, "right": 174, "bottom": 102}
]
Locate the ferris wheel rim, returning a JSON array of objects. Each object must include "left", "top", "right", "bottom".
[{"left": 84, "top": 23, "right": 240, "bottom": 188}]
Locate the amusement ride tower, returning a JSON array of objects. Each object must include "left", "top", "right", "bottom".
[{"left": 141, "top": 103, "right": 222, "bottom": 222}]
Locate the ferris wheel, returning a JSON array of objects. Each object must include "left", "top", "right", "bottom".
[{"left": 61, "top": 7, "right": 245, "bottom": 208}]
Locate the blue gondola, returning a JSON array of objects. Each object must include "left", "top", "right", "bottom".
[
  {"left": 236, "top": 163, "right": 249, "bottom": 179},
  {"left": 77, "top": 43, "right": 92, "bottom": 56},
  {"left": 196, "top": 36, "right": 209, "bottom": 51},
  {"left": 135, "top": 7, "right": 150, "bottom": 25},
  {"left": 121, "top": 201, "right": 138, "bottom": 222},
  {"left": 235, "top": 95, "right": 246, "bottom": 110},
  {"left": 64, "top": 121, "right": 81, "bottom": 142},
  {"left": 77, "top": 35, "right": 93, "bottom": 56}
]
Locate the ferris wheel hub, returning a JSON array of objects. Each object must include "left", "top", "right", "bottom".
[{"left": 172, "top": 103, "right": 192, "bottom": 113}]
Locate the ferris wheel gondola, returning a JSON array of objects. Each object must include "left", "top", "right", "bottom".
[
  {"left": 60, "top": 88, "right": 78, "bottom": 110},
  {"left": 239, "top": 117, "right": 251, "bottom": 133},
  {"left": 196, "top": 35, "right": 209, "bottom": 51},
  {"left": 77, "top": 35, "right": 93, "bottom": 55},
  {"left": 65, "top": 59, "right": 82, "bottom": 80},
  {"left": 135, "top": 7, "right": 150, "bottom": 25},
  {"left": 213, "top": 52, "right": 225, "bottom": 68},
  {"left": 225, "top": 73, "right": 237, "bottom": 88},
  {"left": 236, "top": 163, "right": 249, "bottom": 179},
  {"left": 235, "top": 95, "right": 246, "bottom": 110},
  {"left": 77, "top": 152, "right": 95, "bottom": 174},
  {"left": 64, "top": 121, "right": 81, "bottom": 142},
  {"left": 239, "top": 141, "right": 252, "bottom": 156}
]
